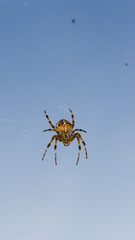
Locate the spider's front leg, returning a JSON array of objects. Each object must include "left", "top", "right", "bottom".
[
  {"left": 77, "top": 133, "right": 88, "bottom": 159},
  {"left": 42, "top": 135, "right": 57, "bottom": 161},
  {"left": 76, "top": 137, "right": 81, "bottom": 165},
  {"left": 54, "top": 137, "right": 58, "bottom": 165},
  {"left": 71, "top": 133, "right": 88, "bottom": 165}
]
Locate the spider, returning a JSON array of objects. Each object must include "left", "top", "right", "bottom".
[{"left": 42, "top": 109, "right": 88, "bottom": 165}]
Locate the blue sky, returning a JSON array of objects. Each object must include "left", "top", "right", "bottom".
[{"left": 0, "top": 0, "right": 135, "bottom": 239}]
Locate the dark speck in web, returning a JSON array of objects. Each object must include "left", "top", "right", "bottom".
[{"left": 72, "top": 19, "right": 76, "bottom": 23}]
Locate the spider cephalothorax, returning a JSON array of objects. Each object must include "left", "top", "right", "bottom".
[{"left": 42, "top": 109, "right": 88, "bottom": 165}]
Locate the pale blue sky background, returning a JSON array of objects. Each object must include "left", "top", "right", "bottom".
[{"left": 0, "top": 0, "right": 135, "bottom": 239}]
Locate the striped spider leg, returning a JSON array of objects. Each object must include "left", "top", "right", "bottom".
[
  {"left": 71, "top": 132, "right": 88, "bottom": 165},
  {"left": 44, "top": 110, "right": 55, "bottom": 129},
  {"left": 69, "top": 109, "right": 75, "bottom": 128},
  {"left": 42, "top": 135, "right": 58, "bottom": 165}
]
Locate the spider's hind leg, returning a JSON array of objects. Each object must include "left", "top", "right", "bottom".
[
  {"left": 69, "top": 109, "right": 75, "bottom": 128},
  {"left": 71, "top": 129, "right": 87, "bottom": 135},
  {"left": 43, "top": 128, "right": 56, "bottom": 132},
  {"left": 44, "top": 110, "right": 55, "bottom": 128}
]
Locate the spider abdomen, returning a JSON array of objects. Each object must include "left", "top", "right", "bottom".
[{"left": 56, "top": 119, "right": 72, "bottom": 133}]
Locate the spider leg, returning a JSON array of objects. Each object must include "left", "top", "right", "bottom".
[
  {"left": 54, "top": 137, "right": 58, "bottom": 165},
  {"left": 43, "top": 128, "right": 56, "bottom": 132},
  {"left": 44, "top": 110, "right": 55, "bottom": 128},
  {"left": 71, "top": 129, "right": 87, "bottom": 135},
  {"left": 72, "top": 133, "right": 88, "bottom": 161},
  {"left": 76, "top": 137, "right": 81, "bottom": 165},
  {"left": 78, "top": 133, "right": 88, "bottom": 159},
  {"left": 69, "top": 109, "right": 75, "bottom": 128},
  {"left": 42, "top": 135, "right": 57, "bottom": 161}
]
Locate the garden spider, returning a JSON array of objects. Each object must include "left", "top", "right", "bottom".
[{"left": 42, "top": 109, "right": 88, "bottom": 165}]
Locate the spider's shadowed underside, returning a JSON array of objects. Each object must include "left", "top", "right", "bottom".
[{"left": 42, "top": 109, "right": 88, "bottom": 165}]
